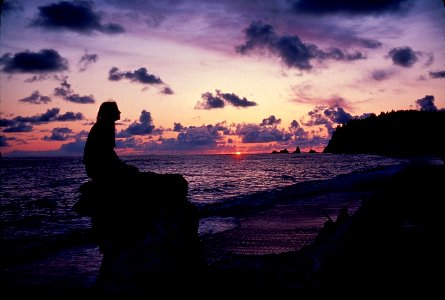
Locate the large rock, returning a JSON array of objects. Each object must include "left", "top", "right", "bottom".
[{"left": 74, "top": 172, "right": 205, "bottom": 294}]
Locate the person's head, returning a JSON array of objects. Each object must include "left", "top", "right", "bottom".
[{"left": 97, "top": 101, "right": 121, "bottom": 123}]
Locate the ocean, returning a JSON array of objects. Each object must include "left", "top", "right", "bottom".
[{"left": 1, "top": 153, "right": 407, "bottom": 290}]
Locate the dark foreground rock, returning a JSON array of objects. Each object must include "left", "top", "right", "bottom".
[
  {"left": 305, "top": 162, "right": 444, "bottom": 293},
  {"left": 75, "top": 172, "right": 205, "bottom": 295}
]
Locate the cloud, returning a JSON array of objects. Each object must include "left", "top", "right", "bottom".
[
  {"left": 302, "top": 105, "right": 354, "bottom": 134},
  {"left": 429, "top": 70, "right": 445, "bottom": 79},
  {"left": 59, "top": 138, "right": 86, "bottom": 154},
  {"left": 196, "top": 92, "right": 225, "bottom": 109},
  {"left": 293, "top": 0, "right": 410, "bottom": 15},
  {"left": 2, "top": 123, "right": 34, "bottom": 133},
  {"left": 175, "top": 126, "right": 221, "bottom": 148},
  {"left": 196, "top": 90, "right": 257, "bottom": 109},
  {"left": 415, "top": 95, "right": 437, "bottom": 111},
  {"left": 353, "top": 37, "right": 383, "bottom": 49},
  {"left": 108, "top": 67, "right": 164, "bottom": 85},
  {"left": 371, "top": 69, "right": 393, "bottom": 81},
  {"left": 30, "top": 0, "right": 124, "bottom": 34},
  {"left": 0, "top": 108, "right": 84, "bottom": 133},
  {"left": 43, "top": 127, "right": 74, "bottom": 141},
  {"left": 78, "top": 51, "right": 98, "bottom": 72},
  {"left": 18, "top": 91, "right": 52, "bottom": 104},
  {"left": 0, "top": 49, "right": 68, "bottom": 74},
  {"left": 236, "top": 123, "right": 291, "bottom": 143},
  {"left": 173, "top": 123, "right": 184, "bottom": 132},
  {"left": 0, "top": 135, "right": 10, "bottom": 147},
  {"left": 161, "top": 86, "right": 174, "bottom": 95},
  {"left": 118, "top": 110, "right": 156, "bottom": 137},
  {"left": 1, "top": 1, "right": 23, "bottom": 16},
  {"left": 260, "top": 115, "right": 281, "bottom": 126},
  {"left": 54, "top": 77, "right": 95, "bottom": 103},
  {"left": 236, "top": 21, "right": 366, "bottom": 70},
  {"left": 387, "top": 46, "right": 418, "bottom": 67},
  {"left": 289, "top": 120, "right": 309, "bottom": 139}
]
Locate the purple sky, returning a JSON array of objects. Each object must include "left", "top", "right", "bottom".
[{"left": 1, "top": 0, "right": 444, "bottom": 156}]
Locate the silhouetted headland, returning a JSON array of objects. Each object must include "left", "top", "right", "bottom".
[{"left": 323, "top": 109, "right": 445, "bottom": 158}]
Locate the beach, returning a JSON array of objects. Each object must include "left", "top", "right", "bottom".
[
  {"left": 203, "top": 158, "right": 444, "bottom": 292},
  {"left": 2, "top": 158, "right": 443, "bottom": 294}
]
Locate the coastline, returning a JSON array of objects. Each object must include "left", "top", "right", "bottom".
[
  {"left": 2, "top": 158, "right": 442, "bottom": 294},
  {"left": 204, "top": 158, "right": 444, "bottom": 292}
]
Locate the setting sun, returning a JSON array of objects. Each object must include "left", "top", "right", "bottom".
[{"left": 235, "top": 152, "right": 242, "bottom": 155}]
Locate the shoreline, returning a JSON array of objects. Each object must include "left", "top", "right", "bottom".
[
  {"left": 2, "top": 159, "right": 443, "bottom": 293},
  {"left": 204, "top": 159, "right": 444, "bottom": 291}
]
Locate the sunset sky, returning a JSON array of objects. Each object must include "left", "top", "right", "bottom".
[{"left": 1, "top": 0, "right": 444, "bottom": 156}]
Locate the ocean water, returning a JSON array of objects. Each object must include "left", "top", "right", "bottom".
[{"left": 1, "top": 153, "right": 407, "bottom": 289}]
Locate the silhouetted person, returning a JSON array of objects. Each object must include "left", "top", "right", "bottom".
[{"left": 83, "top": 101, "right": 139, "bottom": 180}]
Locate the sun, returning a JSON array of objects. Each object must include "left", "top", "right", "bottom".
[{"left": 235, "top": 151, "right": 242, "bottom": 155}]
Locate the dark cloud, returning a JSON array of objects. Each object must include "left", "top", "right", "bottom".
[
  {"left": 354, "top": 37, "right": 382, "bottom": 49},
  {"left": 371, "top": 69, "right": 393, "bottom": 81},
  {"left": 18, "top": 91, "right": 52, "bottom": 104},
  {"left": 108, "top": 67, "right": 164, "bottom": 85},
  {"left": 260, "top": 115, "right": 281, "bottom": 126},
  {"left": 196, "top": 90, "right": 257, "bottom": 109},
  {"left": 175, "top": 126, "right": 220, "bottom": 148},
  {"left": 13, "top": 108, "right": 83, "bottom": 123},
  {"left": 2, "top": 123, "right": 34, "bottom": 133},
  {"left": 388, "top": 46, "right": 418, "bottom": 67},
  {"left": 289, "top": 120, "right": 309, "bottom": 139},
  {"left": 24, "top": 74, "right": 51, "bottom": 82},
  {"left": 206, "top": 121, "right": 232, "bottom": 136},
  {"left": 118, "top": 110, "right": 155, "bottom": 137},
  {"left": 324, "top": 106, "right": 353, "bottom": 124},
  {"left": 0, "top": 135, "right": 10, "bottom": 147},
  {"left": 302, "top": 105, "right": 354, "bottom": 134},
  {"left": 54, "top": 78, "right": 95, "bottom": 103},
  {"left": 1, "top": 1, "right": 23, "bottom": 16},
  {"left": 217, "top": 90, "right": 258, "bottom": 107},
  {"left": 1, "top": 108, "right": 84, "bottom": 133},
  {"left": 236, "top": 21, "right": 366, "bottom": 70},
  {"left": 79, "top": 52, "right": 98, "bottom": 72},
  {"left": 43, "top": 127, "right": 73, "bottom": 141},
  {"left": 290, "top": 120, "right": 300, "bottom": 129},
  {"left": 429, "top": 70, "right": 445, "bottom": 79},
  {"left": 31, "top": 1, "right": 125, "bottom": 34},
  {"left": 0, "top": 49, "right": 68, "bottom": 74},
  {"left": 173, "top": 123, "right": 184, "bottom": 132},
  {"left": 59, "top": 139, "right": 86, "bottom": 154},
  {"left": 161, "top": 86, "right": 174, "bottom": 95},
  {"left": 130, "top": 123, "right": 230, "bottom": 152},
  {"left": 293, "top": 0, "right": 410, "bottom": 15},
  {"left": 196, "top": 92, "right": 225, "bottom": 109},
  {"left": 415, "top": 95, "right": 437, "bottom": 111},
  {"left": 236, "top": 123, "right": 291, "bottom": 143}
]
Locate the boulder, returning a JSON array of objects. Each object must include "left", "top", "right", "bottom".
[{"left": 74, "top": 172, "right": 205, "bottom": 294}]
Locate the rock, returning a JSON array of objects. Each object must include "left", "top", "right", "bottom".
[{"left": 74, "top": 172, "right": 205, "bottom": 294}]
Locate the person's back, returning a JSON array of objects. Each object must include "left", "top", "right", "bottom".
[{"left": 83, "top": 101, "right": 138, "bottom": 180}]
